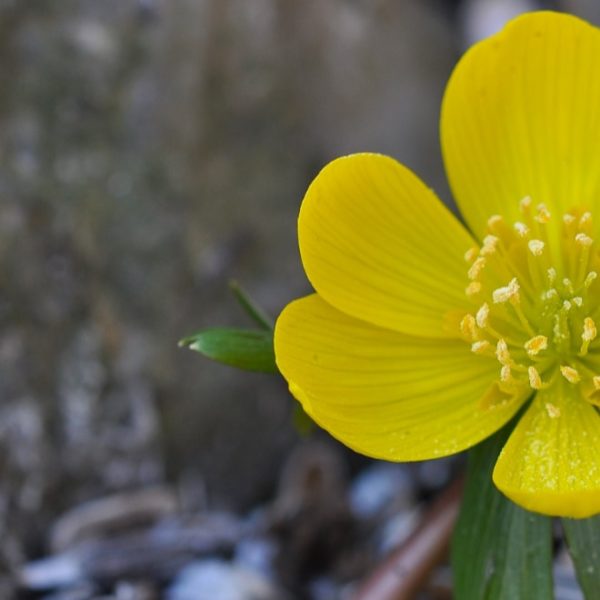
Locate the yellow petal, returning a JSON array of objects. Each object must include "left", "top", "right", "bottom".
[
  {"left": 442, "top": 12, "right": 600, "bottom": 240},
  {"left": 299, "top": 153, "right": 475, "bottom": 338},
  {"left": 493, "top": 383, "right": 600, "bottom": 518},
  {"left": 275, "top": 294, "right": 526, "bottom": 461}
]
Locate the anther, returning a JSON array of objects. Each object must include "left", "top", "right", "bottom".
[
  {"left": 563, "top": 300, "right": 572, "bottom": 311},
  {"left": 560, "top": 365, "right": 581, "bottom": 384},
  {"left": 480, "top": 235, "right": 499, "bottom": 256},
  {"left": 471, "top": 340, "right": 491, "bottom": 355},
  {"left": 594, "top": 376, "right": 600, "bottom": 390},
  {"left": 528, "top": 239, "right": 545, "bottom": 256},
  {"left": 496, "top": 339, "right": 511, "bottom": 365},
  {"left": 524, "top": 335, "right": 548, "bottom": 357},
  {"left": 528, "top": 366, "right": 543, "bottom": 390},
  {"left": 476, "top": 303, "right": 490, "bottom": 328},
  {"left": 487, "top": 215, "right": 503, "bottom": 228},
  {"left": 468, "top": 257, "right": 486, "bottom": 280},
  {"left": 583, "top": 317, "right": 597, "bottom": 342},
  {"left": 466, "top": 282, "right": 482, "bottom": 296},
  {"left": 460, "top": 314, "right": 477, "bottom": 341},
  {"left": 580, "top": 316, "right": 597, "bottom": 356},
  {"left": 514, "top": 222, "right": 529, "bottom": 237},
  {"left": 573, "top": 297, "right": 583, "bottom": 307},
  {"left": 562, "top": 278, "right": 574, "bottom": 295},
  {"left": 492, "top": 278, "right": 520, "bottom": 304},
  {"left": 575, "top": 232, "right": 593, "bottom": 247},
  {"left": 547, "top": 268, "right": 556, "bottom": 284},
  {"left": 464, "top": 247, "right": 478, "bottom": 262},
  {"left": 579, "top": 212, "right": 592, "bottom": 229},
  {"left": 563, "top": 213, "right": 576, "bottom": 225},
  {"left": 545, "top": 403, "right": 561, "bottom": 418},
  {"left": 520, "top": 196, "right": 532, "bottom": 211},
  {"left": 535, "top": 204, "right": 551, "bottom": 223},
  {"left": 500, "top": 364, "right": 512, "bottom": 382},
  {"left": 585, "top": 271, "right": 597, "bottom": 288}
]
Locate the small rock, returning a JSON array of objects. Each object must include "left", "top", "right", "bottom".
[
  {"left": 349, "top": 463, "right": 414, "bottom": 520},
  {"left": 377, "top": 507, "right": 421, "bottom": 556},
  {"left": 307, "top": 576, "right": 340, "bottom": 600},
  {"left": 166, "top": 559, "right": 287, "bottom": 600},
  {"left": 41, "top": 584, "right": 98, "bottom": 600},
  {"left": 51, "top": 487, "right": 178, "bottom": 552},
  {"left": 20, "top": 553, "right": 83, "bottom": 591},
  {"left": 234, "top": 537, "right": 277, "bottom": 579},
  {"left": 416, "top": 458, "right": 454, "bottom": 492},
  {"left": 114, "top": 580, "right": 158, "bottom": 600}
]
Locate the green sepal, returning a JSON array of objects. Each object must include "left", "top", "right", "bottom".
[
  {"left": 563, "top": 514, "right": 600, "bottom": 598},
  {"left": 452, "top": 420, "right": 553, "bottom": 599},
  {"left": 229, "top": 280, "right": 274, "bottom": 330},
  {"left": 179, "top": 328, "right": 278, "bottom": 373}
]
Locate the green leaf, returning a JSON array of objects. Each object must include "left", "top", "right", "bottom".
[
  {"left": 229, "top": 280, "right": 274, "bottom": 330},
  {"left": 452, "top": 422, "right": 553, "bottom": 599},
  {"left": 563, "top": 514, "right": 600, "bottom": 598},
  {"left": 179, "top": 328, "right": 277, "bottom": 373}
]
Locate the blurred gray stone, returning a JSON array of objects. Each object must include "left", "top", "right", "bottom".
[
  {"left": 166, "top": 559, "right": 287, "bottom": 600},
  {"left": 234, "top": 537, "right": 277, "bottom": 579},
  {"left": 349, "top": 463, "right": 414, "bottom": 520}
]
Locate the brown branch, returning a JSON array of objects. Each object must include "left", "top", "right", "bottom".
[{"left": 352, "top": 475, "right": 464, "bottom": 600}]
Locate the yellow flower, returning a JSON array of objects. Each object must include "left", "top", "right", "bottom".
[{"left": 274, "top": 12, "right": 600, "bottom": 519}]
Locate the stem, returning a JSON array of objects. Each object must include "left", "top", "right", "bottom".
[{"left": 352, "top": 475, "right": 464, "bottom": 600}]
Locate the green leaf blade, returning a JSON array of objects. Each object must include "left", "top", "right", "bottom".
[
  {"left": 563, "top": 514, "right": 600, "bottom": 598},
  {"left": 452, "top": 423, "right": 554, "bottom": 599},
  {"left": 180, "top": 328, "right": 278, "bottom": 373}
]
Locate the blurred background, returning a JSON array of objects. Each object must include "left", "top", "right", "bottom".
[{"left": 0, "top": 1, "right": 598, "bottom": 598}]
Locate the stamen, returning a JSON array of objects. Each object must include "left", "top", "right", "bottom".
[
  {"left": 480, "top": 235, "right": 499, "bottom": 256},
  {"left": 524, "top": 335, "right": 548, "bottom": 357},
  {"left": 487, "top": 215, "right": 503, "bottom": 228},
  {"left": 583, "top": 317, "right": 597, "bottom": 342},
  {"left": 492, "top": 278, "right": 520, "bottom": 304},
  {"left": 460, "top": 314, "right": 477, "bottom": 341},
  {"left": 547, "top": 268, "right": 556, "bottom": 284},
  {"left": 528, "top": 366, "right": 543, "bottom": 390},
  {"left": 496, "top": 339, "right": 511, "bottom": 365},
  {"left": 545, "top": 403, "right": 561, "bottom": 418},
  {"left": 575, "top": 233, "right": 593, "bottom": 247},
  {"left": 579, "top": 212, "right": 592, "bottom": 230},
  {"left": 466, "top": 282, "right": 482, "bottom": 297},
  {"left": 563, "top": 213, "right": 576, "bottom": 225},
  {"left": 573, "top": 297, "right": 583, "bottom": 307},
  {"left": 464, "top": 247, "right": 478, "bottom": 262},
  {"left": 471, "top": 340, "right": 491, "bottom": 355},
  {"left": 560, "top": 365, "right": 581, "bottom": 384},
  {"left": 468, "top": 257, "right": 486, "bottom": 280},
  {"left": 535, "top": 204, "right": 551, "bottom": 223},
  {"left": 584, "top": 271, "right": 597, "bottom": 288},
  {"left": 580, "top": 316, "right": 597, "bottom": 356},
  {"left": 543, "top": 288, "right": 558, "bottom": 301},
  {"left": 520, "top": 196, "right": 532, "bottom": 211},
  {"left": 562, "top": 278, "right": 574, "bottom": 295},
  {"left": 528, "top": 239, "right": 545, "bottom": 256},
  {"left": 476, "top": 303, "right": 490, "bottom": 328},
  {"left": 514, "top": 222, "right": 529, "bottom": 237}
]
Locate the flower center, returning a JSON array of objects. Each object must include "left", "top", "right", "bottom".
[{"left": 461, "top": 197, "right": 600, "bottom": 407}]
